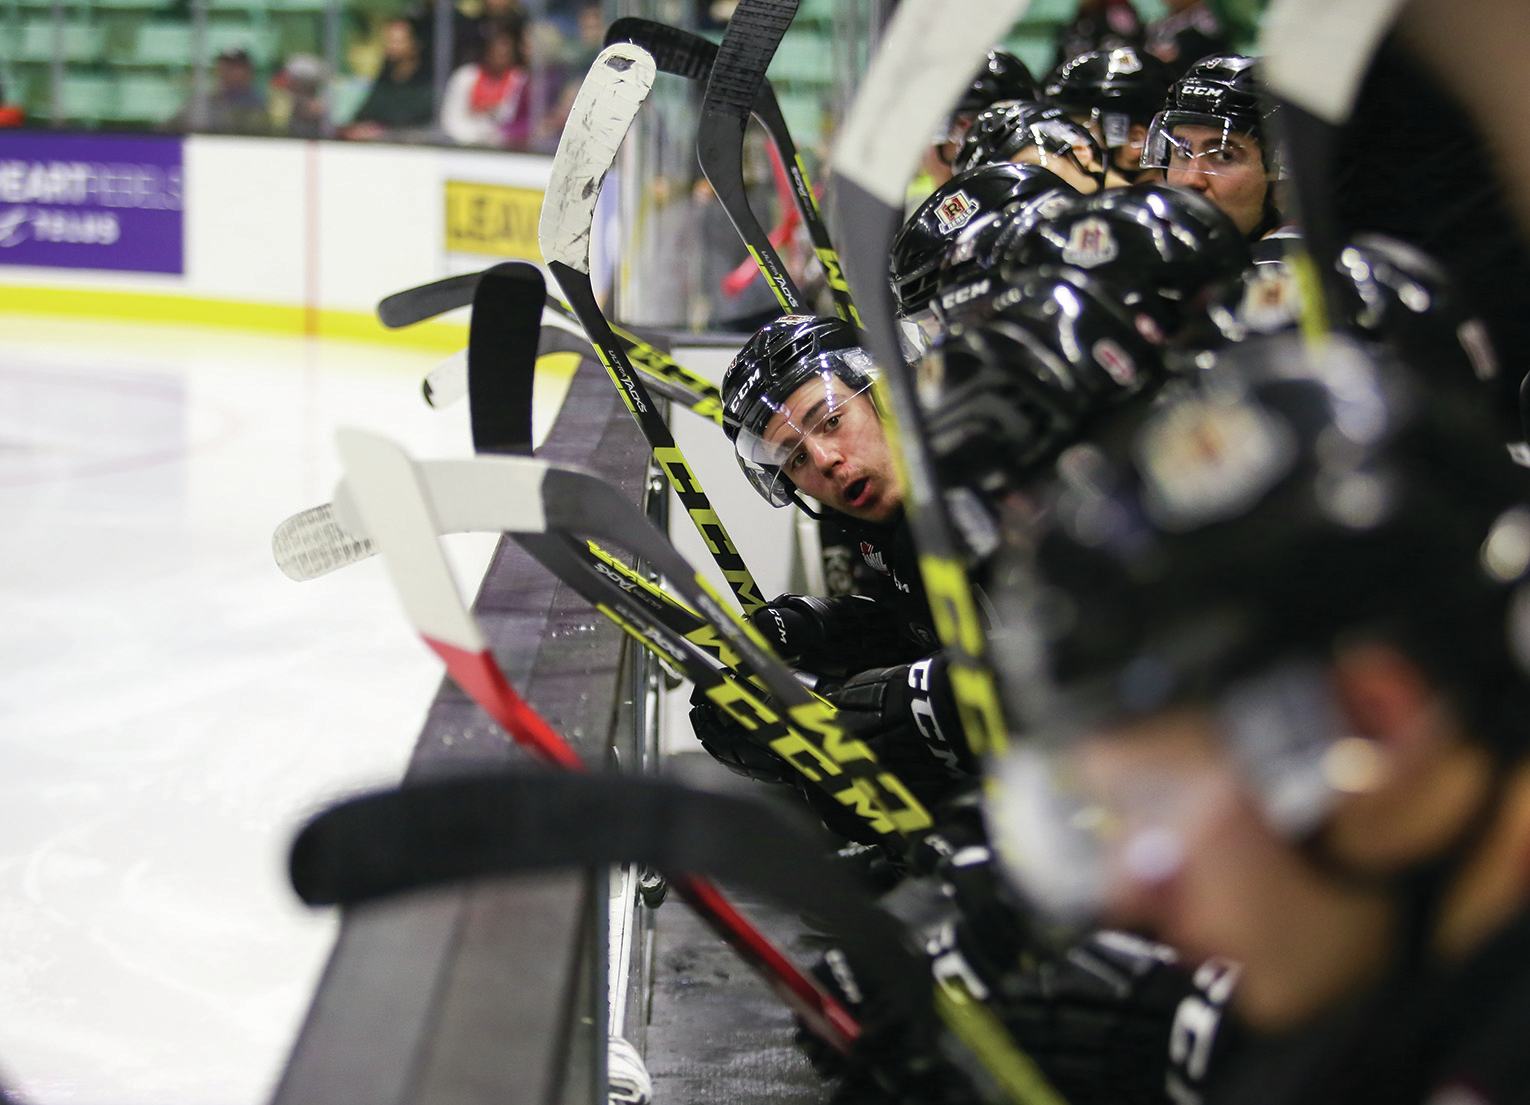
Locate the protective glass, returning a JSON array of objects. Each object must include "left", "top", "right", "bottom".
[
  {"left": 1142, "top": 110, "right": 1275, "bottom": 180},
  {"left": 984, "top": 661, "right": 1371, "bottom": 924},
  {"left": 732, "top": 349, "right": 880, "bottom": 508}
]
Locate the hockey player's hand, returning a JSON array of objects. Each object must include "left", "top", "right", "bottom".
[
  {"left": 824, "top": 656, "right": 973, "bottom": 799},
  {"left": 686, "top": 686, "right": 797, "bottom": 785},
  {"left": 751, "top": 593, "right": 914, "bottom": 675}
]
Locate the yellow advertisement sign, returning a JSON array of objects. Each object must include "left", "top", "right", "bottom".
[{"left": 444, "top": 180, "right": 544, "bottom": 260}]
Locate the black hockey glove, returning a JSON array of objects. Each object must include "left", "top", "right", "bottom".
[
  {"left": 750, "top": 593, "right": 919, "bottom": 676},
  {"left": 824, "top": 655, "right": 974, "bottom": 800},
  {"left": 999, "top": 932, "right": 1241, "bottom": 1105},
  {"left": 686, "top": 685, "right": 797, "bottom": 785}
]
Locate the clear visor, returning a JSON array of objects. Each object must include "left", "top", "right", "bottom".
[
  {"left": 1142, "top": 111, "right": 1274, "bottom": 180},
  {"left": 733, "top": 349, "right": 879, "bottom": 508},
  {"left": 983, "top": 662, "right": 1378, "bottom": 924}
]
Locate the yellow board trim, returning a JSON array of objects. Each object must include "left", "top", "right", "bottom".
[{"left": 0, "top": 284, "right": 469, "bottom": 352}]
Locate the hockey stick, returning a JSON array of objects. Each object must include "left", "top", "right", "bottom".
[
  {"left": 378, "top": 275, "right": 726, "bottom": 425},
  {"left": 421, "top": 325, "right": 584, "bottom": 411},
  {"left": 540, "top": 44, "right": 767, "bottom": 617},
  {"left": 1260, "top": 0, "right": 1409, "bottom": 339},
  {"left": 605, "top": 16, "right": 859, "bottom": 324},
  {"left": 328, "top": 438, "right": 931, "bottom": 839},
  {"left": 333, "top": 426, "right": 862, "bottom": 1052},
  {"left": 289, "top": 773, "right": 924, "bottom": 1033},
  {"left": 829, "top": 0, "right": 1035, "bottom": 765},
  {"left": 696, "top": 0, "right": 808, "bottom": 316}
]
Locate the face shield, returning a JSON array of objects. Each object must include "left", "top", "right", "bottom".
[
  {"left": 1142, "top": 111, "right": 1278, "bottom": 181},
  {"left": 984, "top": 659, "right": 1383, "bottom": 927},
  {"left": 731, "top": 348, "right": 880, "bottom": 509}
]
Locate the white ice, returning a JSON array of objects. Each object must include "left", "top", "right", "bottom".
[{"left": 0, "top": 316, "right": 573, "bottom": 1105}]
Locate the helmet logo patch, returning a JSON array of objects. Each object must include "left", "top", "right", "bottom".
[
  {"left": 1138, "top": 398, "right": 1296, "bottom": 531},
  {"left": 1108, "top": 48, "right": 1142, "bottom": 75},
  {"left": 1239, "top": 267, "right": 1299, "bottom": 333},
  {"left": 858, "top": 541, "right": 889, "bottom": 574},
  {"left": 1061, "top": 217, "right": 1119, "bottom": 268},
  {"left": 1092, "top": 339, "right": 1137, "bottom": 387},
  {"left": 934, "top": 190, "right": 982, "bottom": 235}
]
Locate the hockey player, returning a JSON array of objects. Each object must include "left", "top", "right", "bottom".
[
  {"left": 1045, "top": 46, "right": 1175, "bottom": 184},
  {"left": 954, "top": 101, "right": 1125, "bottom": 192},
  {"left": 987, "top": 333, "right": 1530, "bottom": 1103},
  {"left": 928, "top": 49, "right": 1041, "bottom": 187},
  {"left": 1140, "top": 55, "right": 1288, "bottom": 242}
]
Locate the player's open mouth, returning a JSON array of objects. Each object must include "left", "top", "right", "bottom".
[{"left": 845, "top": 477, "right": 870, "bottom": 508}]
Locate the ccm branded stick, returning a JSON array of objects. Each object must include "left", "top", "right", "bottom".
[
  {"left": 830, "top": 0, "right": 1035, "bottom": 764},
  {"left": 696, "top": 0, "right": 808, "bottom": 315},
  {"left": 378, "top": 274, "right": 726, "bottom": 424},
  {"left": 540, "top": 44, "right": 767, "bottom": 617},
  {"left": 325, "top": 437, "right": 932, "bottom": 840},
  {"left": 332, "top": 426, "right": 862, "bottom": 1052},
  {"left": 607, "top": 15, "right": 859, "bottom": 324}
]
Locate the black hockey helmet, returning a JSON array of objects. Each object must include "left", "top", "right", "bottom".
[
  {"left": 721, "top": 315, "right": 880, "bottom": 509},
  {"left": 953, "top": 101, "right": 1109, "bottom": 190},
  {"left": 923, "top": 265, "right": 1168, "bottom": 510},
  {"left": 996, "top": 184, "right": 1251, "bottom": 339},
  {"left": 891, "top": 162, "right": 1075, "bottom": 319},
  {"left": 1045, "top": 47, "right": 1174, "bottom": 146},
  {"left": 985, "top": 333, "right": 1530, "bottom": 921},
  {"left": 956, "top": 49, "right": 1041, "bottom": 117},
  {"left": 1142, "top": 54, "right": 1281, "bottom": 178},
  {"left": 932, "top": 180, "right": 1081, "bottom": 321}
]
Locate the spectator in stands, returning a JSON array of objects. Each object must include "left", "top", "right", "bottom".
[
  {"left": 566, "top": 3, "right": 605, "bottom": 77},
  {"left": 440, "top": 18, "right": 531, "bottom": 147},
  {"left": 1145, "top": 0, "right": 1232, "bottom": 80},
  {"left": 411, "top": 0, "right": 480, "bottom": 69},
  {"left": 0, "top": 76, "right": 22, "bottom": 128},
  {"left": 472, "top": 0, "right": 527, "bottom": 60},
  {"left": 171, "top": 47, "right": 269, "bottom": 134},
  {"left": 342, "top": 18, "right": 434, "bottom": 140},
  {"left": 1052, "top": 0, "right": 1145, "bottom": 70},
  {"left": 272, "top": 54, "right": 329, "bottom": 139}
]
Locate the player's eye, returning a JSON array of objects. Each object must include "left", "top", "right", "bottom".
[{"left": 822, "top": 414, "right": 842, "bottom": 432}]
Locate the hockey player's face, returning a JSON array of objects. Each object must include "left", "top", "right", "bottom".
[
  {"left": 1163, "top": 124, "right": 1269, "bottom": 236},
  {"left": 1073, "top": 708, "right": 1390, "bottom": 1032},
  {"left": 766, "top": 378, "right": 903, "bottom": 523}
]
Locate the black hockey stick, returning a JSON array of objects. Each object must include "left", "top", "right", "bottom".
[
  {"left": 330, "top": 437, "right": 932, "bottom": 839},
  {"left": 697, "top": 0, "right": 806, "bottom": 316},
  {"left": 332, "top": 427, "right": 862, "bottom": 1051},
  {"left": 829, "top": 0, "right": 1035, "bottom": 765},
  {"left": 381, "top": 273, "right": 726, "bottom": 424},
  {"left": 290, "top": 773, "right": 925, "bottom": 1027},
  {"left": 540, "top": 44, "right": 767, "bottom": 617},
  {"left": 606, "top": 16, "right": 860, "bottom": 324}
]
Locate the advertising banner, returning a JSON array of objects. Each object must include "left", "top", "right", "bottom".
[
  {"left": 0, "top": 133, "right": 185, "bottom": 274},
  {"left": 444, "top": 179, "right": 544, "bottom": 261}
]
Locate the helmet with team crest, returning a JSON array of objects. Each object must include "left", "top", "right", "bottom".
[
  {"left": 1045, "top": 46, "right": 1174, "bottom": 179},
  {"left": 891, "top": 162, "right": 1076, "bottom": 344},
  {"left": 932, "top": 181, "right": 1081, "bottom": 323},
  {"left": 722, "top": 315, "right": 900, "bottom": 523},
  {"left": 932, "top": 50, "right": 1043, "bottom": 177},
  {"left": 996, "top": 184, "right": 1251, "bottom": 340},
  {"left": 921, "top": 264, "right": 1168, "bottom": 519},
  {"left": 954, "top": 101, "right": 1112, "bottom": 194}
]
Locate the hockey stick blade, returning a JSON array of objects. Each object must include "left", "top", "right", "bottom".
[
  {"left": 289, "top": 773, "right": 914, "bottom": 1038},
  {"left": 333, "top": 426, "right": 861, "bottom": 1051},
  {"left": 698, "top": 0, "right": 804, "bottom": 313},
  {"left": 422, "top": 326, "right": 594, "bottom": 412},
  {"left": 467, "top": 262, "right": 544, "bottom": 452},
  {"left": 377, "top": 270, "right": 483, "bottom": 329}
]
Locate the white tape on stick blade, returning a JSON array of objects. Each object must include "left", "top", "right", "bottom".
[
  {"left": 539, "top": 44, "right": 657, "bottom": 274},
  {"left": 1261, "top": 0, "right": 1407, "bottom": 123}
]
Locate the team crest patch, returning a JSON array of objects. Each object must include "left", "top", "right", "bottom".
[
  {"left": 1061, "top": 217, "right": 1120, "bottom": 268},
  {"left": 1239, "top": 267, "right": 1300, "bottom": 333},
  {"left": 859, "top": 541, "right": 889, "bottom": 574},
  {"left": 934, "top": 190, "right": 981, "bottom": 235},
  {"left": 1138, "top": 396, "right": 1296, "bottom": 531}
]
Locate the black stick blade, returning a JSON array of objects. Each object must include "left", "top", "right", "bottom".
[
  {"left": 467, "top": 262, "right": 546, "bottom": 456},
  {"left": 605, "top": 17, "right": 717, "bottom": 81},
  {"left": 703, "top": 0, "right": 798, "bottom": 120},
  {"left": 377, "top": 270, "right": 484, "bottom": 328}
]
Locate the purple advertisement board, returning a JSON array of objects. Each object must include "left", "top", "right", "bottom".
[{"left": 0, "top": 133, "right": 184, "bottom": 274}]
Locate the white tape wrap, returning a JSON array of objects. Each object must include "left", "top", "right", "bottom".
[
  {"left": 335, "top": 430, "right": 493, "bottom": 653},
  {"left": 1261, "top": 0, "right": 1407, "bottom": 123},
  {"left": 832, "top": 0, "right": 1032, "bottom": 208},
  {"left": 539, "top": 44, "right": 657, "bottom": 273},
  {"left": 422, "top": 348, "right": 468, "bottom": 409}
]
